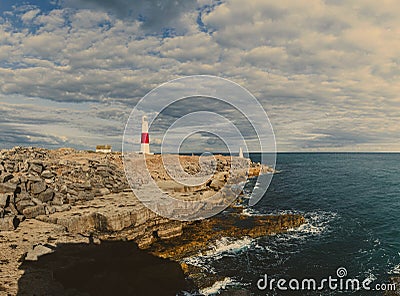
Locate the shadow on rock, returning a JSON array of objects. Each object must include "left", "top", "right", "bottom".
[{"left": 18, "top": 240, "right": 191, "bottom": 296}]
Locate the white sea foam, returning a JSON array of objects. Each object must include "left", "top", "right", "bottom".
[
  {"left": 364, "top": 271, "right": 377, "bottom": 282},
  {"left": 183, "top": 236, "right": 254, "bottom": 267},
  {"left": 199, "top": 277, "right": 233, "bottom": 295},
  {"left": 182, "top": 210, "right": 338, "bottom": 294},
  {"left": 390, "top": 264, "right": 400, "bottom": 274},
  {"left": 241, "top": 207, "right": 261, "bottom": 216},
  {"left": 294, "top": 211, "right": 337, "bottom": 236},
  {"left": 204, "top": 236, "right": 253, "bottom": 257},
  {"left": 181, "top": 238, "right": 247, "bottom": 295}
]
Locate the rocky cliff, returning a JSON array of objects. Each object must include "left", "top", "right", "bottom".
[
  {"left": 0, "top": 147, "right": 269, "bottom": 231},
  {"left": 0, "top": 147, "right": 303, "bottom": 295},
  {"left": 0, "top": 147, "right": 131, "bottom": 231}
]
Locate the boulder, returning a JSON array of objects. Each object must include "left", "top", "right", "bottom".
[
  {"left": 51, "top": 192, "right": 65, "bottom": 206},
  {"left": 59, "top": 184, "right": 68, "bottom": 194},
  {"left": 0, "top": 193, "right": 9, "bottom": 208},
  {"left": 23, "top": 205, "right": 45, "bottom": 219},
  {"left": 16, "top": 199, "right": 36, "bottom": 213},
  {"left": 45, "top": 205, "right": 57, "bottom": 215},
  {"left": 41, "top": 170, "right": 54, "bottom": 179},
  {"left": 209, "top": 172, "right": 227, "bottom": 191},
  {"left": 19, "top": 161, "right": 29, "bottom": 172},
  {"left": 0, "top": 215, "right": 19, "bottom": 231},
  {"left": 38, "top": 188, "right": 54, "bottom": 203},
  {"left": 97, "top": 188, "right": 110, "bottom": 196},
  {"left": 25, "top": 244, "right": 54, "bottom": 261},
  {"left": 15, "top": 191, "right": 31, "bottom": 203},
  {"left": 27, "top": 175, "right": 42, "bottom": 182},
  {"left": 29, "top": 162, "right": 43, "bottom": 174},
  {"left": 7, "top": 203, "right": 19, "bottom": 216},
  {"left": 0, "top": 182, "right": 17, "bottom": 194},
  {"left": 31, "top": 197, "right": 44, "bottom": 205},
  {"left": 1, "top": 173, "right": 14, "bottom": 183},
  {"left": 31, "top": 181, "right": 47, "bottom": 194},
  {"left": 4, "top": 161, "right": 15, "bottom": 173},
  {"left": 75, "top": 181, "right": 92, "bottom": 190},
  {"left": 66, "top": 195, "right": 77, "bottom": 204},
  {"left": 77, "top": 191, "right": 94, "bottom": 201},
  {"left": 66, "top": 188, "right": 78, "bottom": 196},
  {"left": 54, "top": 204, "right": 71, "bottom": 212}
]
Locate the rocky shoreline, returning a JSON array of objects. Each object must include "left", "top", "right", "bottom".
[{"left": 0, "top": 147, "right": 305, "bottom": 295}]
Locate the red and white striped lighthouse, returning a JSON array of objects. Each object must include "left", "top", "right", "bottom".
[{"left": 140, "top": 115, "right": 150, "bottom": 154}]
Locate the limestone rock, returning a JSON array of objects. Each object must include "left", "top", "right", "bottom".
[
  {"left": 41, "top": 170, "right": 54, "bottom": 179},
  {"left": 8, "top": 203, "right": 19, "bottom": 216},
  {"left": 16, "top": 200, "right": 36, "bottom": 213},
  {"left": 209, "top": 172, "right": 227, "bottom": 191},
  {"left": 0, "top": 147, "right": 267, "bottom": 240},
  {"left": 59, "top": 185, "right": 68, "bottom": 194},
  {"left": 27, "top": 175, "right": 42, "bottom": 183},
  {"left": 0, "top": 215, "right": 19, "bottom": 231},
  {"left": 31, "top": 197, "right": 44, "bottom": 205},
  {"left": 75, "top": 181, "right": 92, "bottom": 190},
  {"left": 38, "top": 188, "right": 54, "bottom": 203},
  {"left": 29, "top": 162, "right": 43, "bottom": 174},
  {"left": 54, "top": 204, "right": 71, "bottom": 212},
  {"left": 50, "top": 193, "right": 65, "bottom": 206},
  {"left": 23, "top": 205, "right": 46, "bottom": 219},
  {"left": 31, "top": 181, "right": 47, "bottom": 195},
  {"left": 77, "top": 191, "right": 94, "bottom": 201},
  {"left": 0, "top": 182, "right": 17, "bottom": 194},
  {"left": 148, "top": 212, "right": 306, "bottom": 260},
  {"left": 1, "top": 173, "right": 14, "bottom": 183},
  {"left": 25, "top": 244, "right": 54, "bottom": 261},
  {"left": 97, "top": 188, "right": 111, "bottom": 196},
  {"left": 45, "top": 205, "right": 57, "bottom": 215},
  {"left": 0, "top": 193, "right": 9, "bottom": 208}
]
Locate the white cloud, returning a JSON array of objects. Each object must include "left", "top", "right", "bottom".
[
  {"left": 0, "top": 0, "right": 399, "bottom": 151},
  {"left": 20, "top": 8, "right": 40, "bottom": 23}
]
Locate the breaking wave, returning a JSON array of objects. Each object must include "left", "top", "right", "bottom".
[{"left": 199, "top": 277, "right": 234, "bottom": 296}]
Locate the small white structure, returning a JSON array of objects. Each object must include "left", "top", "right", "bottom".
[
  {"left": 140, "top": 115, "right": 151, "bottom": 154},
  {"left": 96, "top": 145, "right": 112, "bottom": 153},
  {"left": 239, "top": 147, "right": 244, "bottom": 158}
]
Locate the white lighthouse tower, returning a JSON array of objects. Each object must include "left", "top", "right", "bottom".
[
  {"left": 239, "top": 147, "right": 244, "bottom": 158},
  {"left": 140, "top": 115, "right": 150, "bottom": 154}
]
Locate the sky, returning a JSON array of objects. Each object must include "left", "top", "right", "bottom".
[{"left": 0, "top": 0, "right": 399, "bottom": 152}]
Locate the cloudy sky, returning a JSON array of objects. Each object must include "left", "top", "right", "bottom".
[{"left": 0, "top": 0, "right": 399, "bottom": 152}]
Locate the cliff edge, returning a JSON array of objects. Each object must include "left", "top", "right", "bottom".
[{"left": 0, "top": 147, "right": 304, "bottom": 295}]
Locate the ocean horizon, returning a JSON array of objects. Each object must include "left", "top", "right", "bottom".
[{"left": 186, "top": 152, "right": 400, "bottom": 295}]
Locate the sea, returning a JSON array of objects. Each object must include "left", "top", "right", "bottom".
[{"left": 184, "top": 153, "right": 400, "bottom": 295}]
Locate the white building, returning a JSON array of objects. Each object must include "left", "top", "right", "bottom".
[{"left": 96, "top": 145, "right": 112, "bottom": 153}]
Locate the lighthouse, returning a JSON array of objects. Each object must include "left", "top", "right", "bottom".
[
  {"left": 239, "top": 147, "right": 244, "bottom": 158},
  {"left": 140, "top": 115, "right": 150, "bottom": 154}
]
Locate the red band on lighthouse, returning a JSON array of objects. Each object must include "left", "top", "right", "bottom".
[{"left": 141, "top": 133, "right": 149, "bottom": 144}]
